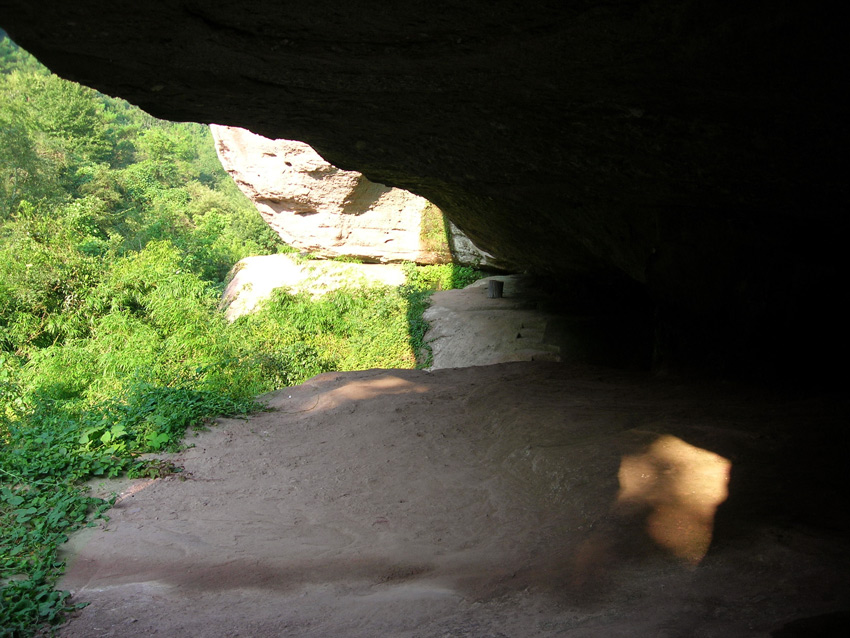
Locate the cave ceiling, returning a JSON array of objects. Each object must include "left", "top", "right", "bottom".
[{"left": 1, "top": 1, "right": 845, "bottom": 372}]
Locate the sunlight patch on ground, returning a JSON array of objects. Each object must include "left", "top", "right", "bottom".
[{"left": 617, "top": 435, "right": 731, "bottom": 565}]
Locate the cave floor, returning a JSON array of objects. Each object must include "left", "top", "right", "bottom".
[{"left": 58, "top": 360, "right": 849, "bottom": 637}]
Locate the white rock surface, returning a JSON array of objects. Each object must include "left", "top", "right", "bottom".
[
  {"left": 423, "top": 275, "right": 562, "bottom": 369},
  {"left": 211, "top": 125, "right": 494, "bottom": 266},
  {"left": 221, "top": 253, "right": 406, "bottom": 321}
]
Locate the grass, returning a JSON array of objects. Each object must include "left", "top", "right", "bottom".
[
  {"left": 0, "top": 380, "right": 259, "bottom": 637},
  {"left": 418, "top": 203, "right": 452, "bottom": 261}
]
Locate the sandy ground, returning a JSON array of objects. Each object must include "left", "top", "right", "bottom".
[{"left": 57, "top": 287, "right": 850, "bottom": 637}]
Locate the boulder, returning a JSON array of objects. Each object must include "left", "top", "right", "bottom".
[
  {"left": 220, "top": 253, "right": 406, "bottom": 321},
  {"left": 211, "top": 125, "right": 497, "bottom": 267}
]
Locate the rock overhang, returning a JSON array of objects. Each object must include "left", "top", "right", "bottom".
[{"left": 1, "top": 0, "right": 845, "bottom": 377}]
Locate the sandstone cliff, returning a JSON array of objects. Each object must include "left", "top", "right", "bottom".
[{"left": 211, "top": 125, "right": 496, "bottom": 267}]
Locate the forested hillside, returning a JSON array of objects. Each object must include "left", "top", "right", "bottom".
[{"left": 0, "top": 35, "right": 479, "bottom": 636}]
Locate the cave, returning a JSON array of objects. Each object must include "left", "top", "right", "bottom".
[
  {"left": 3, "top": 0, "right": 847, "bottom": 379},
  {"left": 2, "top": 1, "right": 848, "bottom": 636}
]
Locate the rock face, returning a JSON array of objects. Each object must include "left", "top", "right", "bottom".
[
  {"left": 211, "top": 125, "right": 497, "bottom": 267},
  {"left": 2, "top": 1, "right": 846, "bottom": 374}
]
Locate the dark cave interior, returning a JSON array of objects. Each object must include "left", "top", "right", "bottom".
[{"left": 1, "top": 1, "right": 846, "bottom": 379}]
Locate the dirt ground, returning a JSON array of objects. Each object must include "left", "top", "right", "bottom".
[{"left": 57, "top": 285, "right": 850, "bottom": 637}]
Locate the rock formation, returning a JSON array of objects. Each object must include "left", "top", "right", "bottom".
[
  {"left": 211, "top": 125, "right": 497, "bottom": 267},
  {"left": 4, "top": 6, "right": 846, "bottom": 635},
  {"left": 221, "top": 253, "right": 406, "bottom": 321},
  {"left": 1, "top": 1, "right": 846, "bottom": 375}
]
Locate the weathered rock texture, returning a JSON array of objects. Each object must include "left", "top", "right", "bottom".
[
  {"left": 1, "top": 1, "right": 846, "bottom": 374},
  {"left": 211, "top": 125, "right": 497, "bottom": 267}
]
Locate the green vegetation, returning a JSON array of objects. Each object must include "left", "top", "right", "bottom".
[
  {"left": 0, "top": 36, "right": 482, "bottom": 635},
  {"left": 418, "top": 201, "right": 452, "bottom": 260},
  {"left": 402, "top": 262, "right": 481, "bottom": 366}
]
